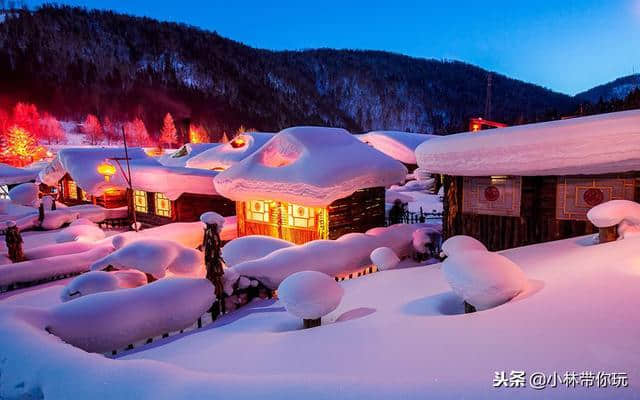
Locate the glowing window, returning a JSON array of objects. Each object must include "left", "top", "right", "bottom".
[
  {"left": 155, "top": 193, "right": 172, "bottom": 217},
  {"left": 286, "top": 203, "right": 315, "bottom": 228},
  {"left": 67, "top": 180, "right": 78, "bottom": 199},
  {"left": 133, "top": 190, "right": 148, "bottom": 213},
  {"left": 81, "top": 189, "right": 90, "bottom": 202},
  {"left": 246, "top": 200, "right": 270, "bottom": 222}
]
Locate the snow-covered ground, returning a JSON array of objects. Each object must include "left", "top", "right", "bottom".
[{"left": 1, "top": 233, "right": 638, "bottom": 399}]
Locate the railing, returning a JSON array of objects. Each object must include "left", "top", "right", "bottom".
[{"left": 386, "top": 207, "right": 442, "bottom": 226}]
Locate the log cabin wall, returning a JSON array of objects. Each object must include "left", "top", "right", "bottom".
[
  {"left": 327, "top": 186, "right": 386, "bottom": 239},
  {"left": 131, "top": 190, "right": 235, "bottom": 227},
  {"left": 443, "top": 174, "right": 640, "bottom": 251}
]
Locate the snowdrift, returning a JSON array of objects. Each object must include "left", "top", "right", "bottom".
[
  {"left": 230, "top": 224, "right": 427, "bottom": 288},
  {"left": 47, "top": 278, "right": 215, "bottom": 352}
]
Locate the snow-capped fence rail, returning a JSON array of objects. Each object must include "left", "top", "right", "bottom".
[{"left": 386, "top": 207, "right": 442, "bottom": 226}]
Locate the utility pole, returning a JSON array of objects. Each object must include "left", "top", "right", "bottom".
[{"left": 484, "top": 73, "right": 493, "bottom": 121}]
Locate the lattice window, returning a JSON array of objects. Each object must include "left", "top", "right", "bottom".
[
  {"left": 556, "top": 177, "right": 635, "bottom": 221},
  {"left": 81, "top": 189, "right": 90, "bottom": 202},
  {"left": 246, "top": 200, "right": 270, "bottom": 222},
  {"left": 462, "top": 176, "right": 521, "bottom": 217},
  {"left": 0, "top": 185, "right": 8, "bottom": 200},
  {"left": 67, "top": 180, "right": 78, "bottom": 200},
  {"left": 285, "top": 203, "right": 316, "bottom": 228},
  {"left": 133, "top": 190, "right": 148, "bottom": 213},
  {"left": 154, "top": 192, "right": 172, "bottom": 217}
]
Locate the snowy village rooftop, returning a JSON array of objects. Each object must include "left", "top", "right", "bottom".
[
  {"left": 213, "top": 126, "right": 408, "bottom": 207},
  {"left": 0, "top": 163, "right": 42, "bottom": 186},
  {"left": 185, "top": 131, "right": 274, "bottom": 170},
  {"left": 39, "top": 147, "right": 221, "bottom": 200},
  {"left": 416, "top": 109, "right": 640, "bottom": 176},
  {"left": 356, "top": 130, "right": 435, "bottom": 165}
]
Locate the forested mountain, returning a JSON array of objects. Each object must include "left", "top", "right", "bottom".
[
  {"left": 0, "top": 5, "right": 577, "bottom": 140},
  {"left": 576, "top": 74, "right": 640, "bottom": 103}
]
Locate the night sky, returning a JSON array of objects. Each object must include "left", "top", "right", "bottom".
[{"left": 26, "top": 0, "right": 640, "bottom": 95}]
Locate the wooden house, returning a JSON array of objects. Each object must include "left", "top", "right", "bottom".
[
  {"left": 356, "top": 130, "right": 435, "bottom": 173},
  {"left": 126, "top": 163, "right": 235, "bottom": 227},
  {"left": 38, "top": 147, "right": 150, "bottom": 208},
  {"left": 38, "top": 147, "right": 235, "bottom": 227},
  {"left": 415, "top": 110, "right": 640, "bottom": 251},
  {"left": 214, "top": 126, "right": 407, "bottom": 244}
]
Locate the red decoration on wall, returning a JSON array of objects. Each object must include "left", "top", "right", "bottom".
[
  {"left": 583, "top": 188, "right": 604, "bottom": 207},
  {"left": 484, "top": 186, "right": 500, "bottom": 202}
]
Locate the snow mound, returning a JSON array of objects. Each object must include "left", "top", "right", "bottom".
[
  {"left": 55, "top": 224, "right": 105, "bottom": 243},
  {"left": 9, "top": 183, "right": 39, "bottom": 207},
  {"left": 186, "top": 132, "right": 274, "bottom": 170},
  {"left": 0, "top": 162, "right": 40, "bottom": 185},
  {"left": 46, "top": 278, "right": 215, "bottom": 353},
  {"left": 356, "top": 131, "right": 435, "bottom": 164},
  {"left": 278, "top": 271, "right": 344, "bottom": 320},
  {"left": 60, "top": 271, "right": 121, "bottom": 302},
  {"left": 231, "top": 224, "right": 425, "bottom": 289},
  {"left": 586, "top": 200, "right": 640, "bottom": 228},
  {"left": 90, "top": 239, "right": 205, "bottom": 279},
  {"left": 441, "top": 235, "right": 487, "bottom": 256},
  {"left": 40, "top": 210, "right": 79, "bottom": 230},
  {"left": 69, "top": 218, "right": 95, "bottom": 226},
  {"left": 442, "top": 250, "right": 527, "bottom": 310},
  {"left": 109, "top": 222, "right": 205, "bottom": 250},
  {"left": 24, "top": 241, "right": 96, "bottom": 260},
  {"left": 222, "top": 235, "right": 294, "bottom": 267},
  {"left": 370, "top": 247, "right": 400, "bottom": 271},
  {"left": 0, "top": 245, "right": 114, "bottom": 287}
]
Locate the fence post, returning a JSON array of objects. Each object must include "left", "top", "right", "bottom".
[{"left": 5, "top": 221, "right": 25, "bottom": 263}]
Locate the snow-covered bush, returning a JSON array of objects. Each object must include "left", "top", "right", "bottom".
[
  {"left": 278, "top": 271, "right": 344, "bottom": 327},
  {"left": 412, "top": 227, "right": 442, "bottom": 259},
  {"left": 441, "top": 235, "right": 487, "bottom": 257},
  {"left": 442, "top": 251, "right": 527, "bottom": 311},
  {"left": 55, "top": 224, "right": 105, "bottom": 243},
  {"left": 46, "top": 278, "right": 215, "bottom": 353},
  {"left": 222, "top": 235, "right": 294, "bottom": 267},
  {"left": 370, "top": 247, "right": 400, "bottom": 271},
  {"left": 9, "top": 183, "right": 39, "bottom": 207},
  {"left": 90, "top": 239, "right": 205, "bottom": 279}
]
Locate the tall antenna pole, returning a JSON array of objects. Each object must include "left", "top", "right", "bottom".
[
  {"left": 484, "top": 73, "right": 493, "bottom": 120},
  {"left": 121, "top": 126, "right": 138, "bottom": 232}
]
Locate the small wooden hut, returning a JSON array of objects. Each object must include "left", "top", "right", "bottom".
[
  {"left": 214, "top": 126, "right": 407, "bottom": 244},
  {"left": 415, "top": 110, "right": 640, "bottom": 251}
]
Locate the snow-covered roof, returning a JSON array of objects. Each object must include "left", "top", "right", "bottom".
[
  {"left": 38, "top": 147, "right": 152, "bottom": 195},
  {"left": 126, "top": 162, "right": 219, "bottom": 200},
  {"left": 0, "top": 163, "right": 41, "bottom": 185},
  {"left": 185, "top": 132, "right": 274, "bottom": 170},
  {"left": 416, "top": 109, "right": 640, "bottom": 176},
  {"left": 214, "top": 126, "right": 407, "bottom": 207},
  {"left": 158, "top": 143, "right": 221, "bottom": 167},
  {"left": 38, "top": 147, "right": 219, "bottom": 200},
  {"left": 356, "top": 131, "right": 436, "bottom": 164}
]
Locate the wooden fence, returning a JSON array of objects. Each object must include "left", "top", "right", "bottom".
[{"left": 386, "top": 207, "right": 442, "bottom": 226}]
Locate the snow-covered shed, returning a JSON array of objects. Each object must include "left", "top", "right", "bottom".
[
  {"left": 185, "top": 132, "right": 274, "bottom": 171},
  {"left": 415, "top": 109, "right": 640, "bottom": 250},
  {"left": 214, "top": 126, "right": 407, "bottom": 244},
  {"left": 356, "top": 130, "right": 435, "bottom": 171}
]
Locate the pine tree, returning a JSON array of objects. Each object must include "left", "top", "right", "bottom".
[
  {"left": 6, "top": 125, "right": 38, "bottom": 166},
  {"left": 103, "top": 116, "right": 117, "bottom": 145},
  {"left": 82, "top": 114, "right": 103, "bottom": 145},
  {"left": 159, "top": 112, "right": 177, "bottom": 148},
  {"left": 40, "top": 113, "right": 66, "bottom": 144},
  {"left": 125, "top": 117, "right": 153, "bottom": 147}
]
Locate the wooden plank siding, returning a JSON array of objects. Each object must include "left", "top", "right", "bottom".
[
  {"left": 236, "top": 186, "right": 387, "bottom": 244},
  {"left": 131, "top": 190, "right": 235, "bottom": 227},
  {"left": 443, "top": 174, "right": 640, "bottom": 251}
]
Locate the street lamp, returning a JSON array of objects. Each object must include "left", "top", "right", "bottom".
[{"left": 97, "top": 160, "right": 116, "bottom": 182}]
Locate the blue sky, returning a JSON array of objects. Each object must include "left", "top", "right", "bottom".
[{"left": 27, "top": 0, "right": 640, "bottom": 95}]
